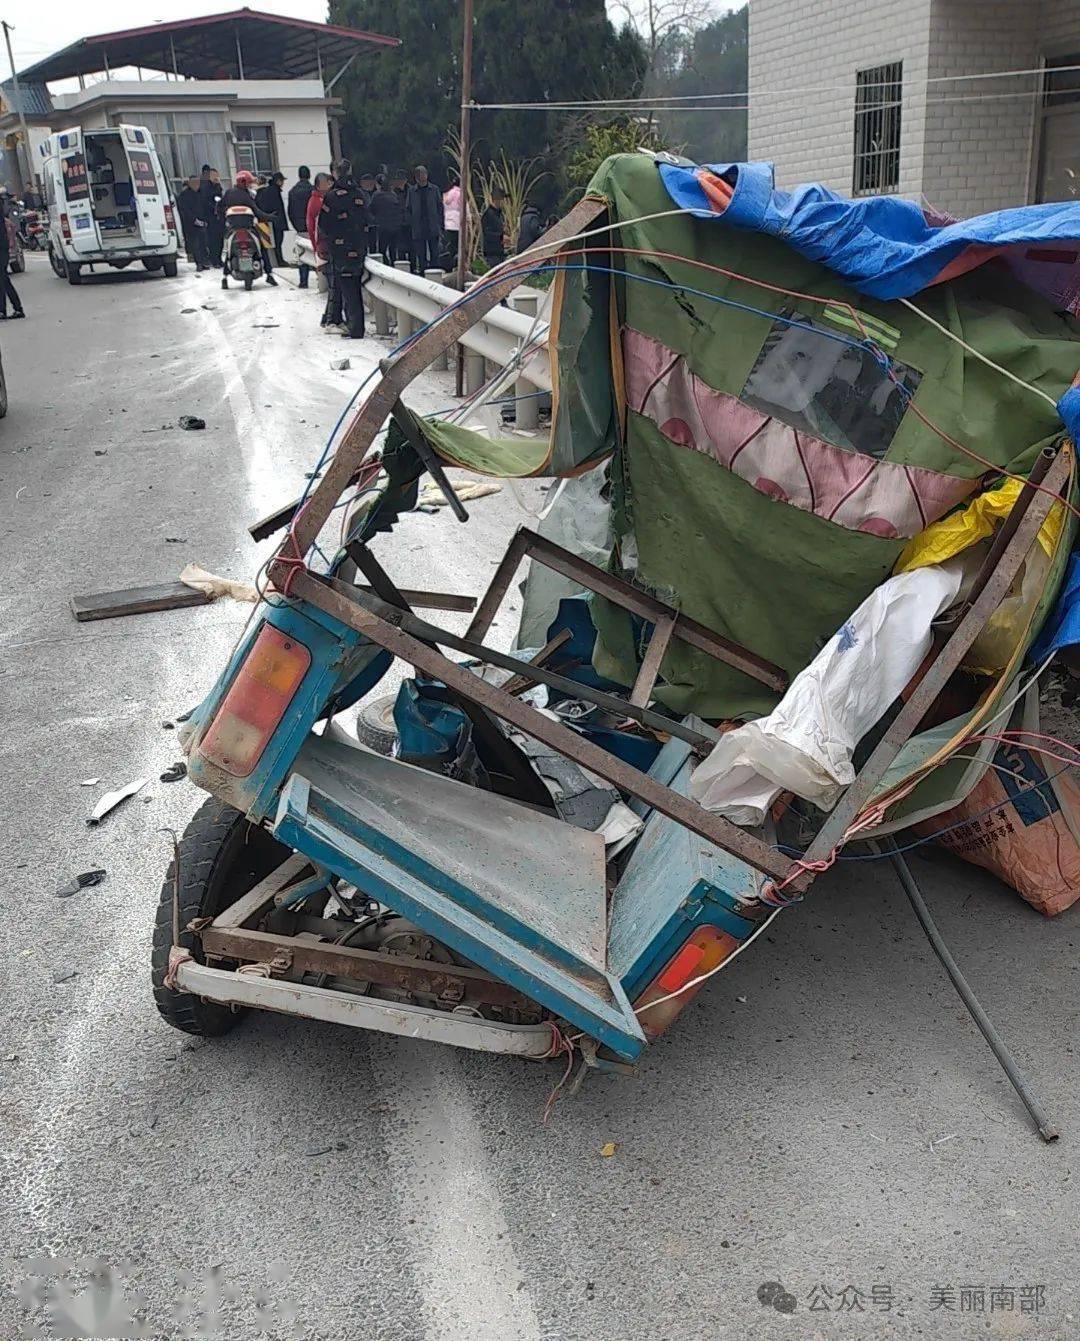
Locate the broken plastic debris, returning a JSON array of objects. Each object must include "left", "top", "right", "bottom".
[
  {"left": 600, "top": 1142, "right": 617, "bottom": 1158},
  {"left": 56, "top": 869, "right": 106, "bottom": 898},
  {"left": 178, "top": 415, "right": 206, "bottom": 431},
  {"left": 329, "top": 356, "right": 351, "bottom": 371},
  {"left": 160, "top": 761, "right": 187, "bottom": 783},
  {"left": 179, "top": 562, "right": 258, "bottom": 604},
  {"left": 79, "top": 777, "right": 100, "bottom": 786},
  {"left": 87, "top": 778, "right": 147, "bottom": 826}
]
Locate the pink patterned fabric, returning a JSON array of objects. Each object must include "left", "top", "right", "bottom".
[{"left": 622, "top": 326, "right": 975, "bottom": 538}]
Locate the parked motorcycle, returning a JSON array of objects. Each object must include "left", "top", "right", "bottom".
[
  {"left": 18, "top": 208, "right": 47, "bottom": 252},
  {"left": 222, "top": 206, "right": 264, "bottom": 291}
]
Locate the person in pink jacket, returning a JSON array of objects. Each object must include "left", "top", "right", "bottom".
[{"left": 442, "top": 173, "right": 462, "bottom": 269}]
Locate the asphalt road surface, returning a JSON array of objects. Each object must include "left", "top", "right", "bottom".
[{"left": 2, "top": 254, "right": 1079, "bottom": 1341}]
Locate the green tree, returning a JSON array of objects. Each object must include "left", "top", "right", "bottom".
[
  {"left": 654, "top": 7, "right": 748, "bottom": 164},
  {"left": 327, "top": 0, "right": 646, "bottom": 207}
]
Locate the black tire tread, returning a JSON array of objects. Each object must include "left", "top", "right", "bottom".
[{"left": 151, "top": 795, "right": 288, "bottom": 1036}]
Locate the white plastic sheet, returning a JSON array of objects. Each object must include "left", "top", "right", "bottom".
[{"left": 689, "top": 562, "right": 965, "bottom": 824}]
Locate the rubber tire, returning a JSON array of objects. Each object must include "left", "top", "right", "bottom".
[
  {"left": 67, "top": 262, "right": 82, "bottom": 285},
  {"left": 10, "top": 253, "right": 24, "bottom": 274},
  {"left": 244, "top": 274, "right": 253, "bottom": 291},
  {"left": 355, "top": 693, "right": 399, "bottom": 755},
  {"left": 142, "top": 258, "right": 162, "bottom": 272},
  {"left": 151, "top": 795, "right": 292, "bottom": 1036},
  {"left": 163, "top": 258, "right": 178, "bottom": 278},
  {"left": 0, "top": 355, "right": 9, "bottom": 418},
  {"left": 49, "top": 246, "right": 65, "bottom": 279}
]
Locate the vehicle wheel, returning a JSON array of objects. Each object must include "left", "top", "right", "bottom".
[
  {"left": 151, "top": 795, "right": 293, "bottom": 1036},
  {"left": 48, "top": 246, "right": 65, "bottom": 279},
  {"left": 10, "top": 253, "right": 24, "bottom": 274},
  {"left": 163, "top": 258, "right": 178, "bottom": 278},
  {"left": 142, "top": 258, "right": 162, "bottom": 271},
  {"left": 66, "top": 262, "right": 82, "bottom": 285},
  {"left": 244, "top": 274, "right": 253, "bottom": 291},
  {"left": 355, "top": 693, "right": 399, "bottom": 755},
  {"left": 0, "top": 356, "right": 9, "bottom": 419}
]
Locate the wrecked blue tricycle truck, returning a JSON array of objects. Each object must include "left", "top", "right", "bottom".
[{"left": 153, "top": 161, "right": 1080, "bottom": 1099}]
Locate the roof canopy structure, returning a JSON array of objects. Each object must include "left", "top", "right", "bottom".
[{"left": 16, "top": 7, "right": 400, "bottom": 84}]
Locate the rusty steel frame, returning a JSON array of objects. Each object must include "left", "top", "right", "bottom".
[
  {"left": 465, "top": 527, "right": 789, "bottom": 694},
  {"left": 256, "top": 190, "right": 1073, "bottom": 908}
]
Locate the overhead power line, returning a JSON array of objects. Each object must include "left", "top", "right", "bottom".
[{"left": 470, "top": 60, "right": 1080, "bottom": 111}]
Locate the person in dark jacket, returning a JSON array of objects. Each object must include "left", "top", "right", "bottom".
[
  {"left": 219, "top": 170, "right": 277, "bottom": 288},
  {"left": 516, "top": 201, "right": 543, "bottom": 253},
  {"left": 287, "top": 166, "right": 314, "bottom": 233},
  {"left": 320, "top": 159, "right": 370, "bottom": 338},
  {"left": 406, "top": 165, "right": 443, "bottom": 274},
  {"left": 390, "top": 170, "right": 411, "bottom": 269},
  {"left": 0, "top": 206, "right": 24, "bottom": 318},
  {"left": 199, "top": 165, "right": 224, "bottom": 265},
  {"left": 480, "top": 186, "right": 507, "bottom": 265},
  {"left": 369, "top": 175, "right": 404, "bottom": 265},
  {"left": 256, "top": 171, "right": 287, "bottom": 266},
  {"left": 358, "top": 170, "right": 379, "bottom": 255},
  {"left": 177, "top": 175, "right": 210, "bottom": 269}
]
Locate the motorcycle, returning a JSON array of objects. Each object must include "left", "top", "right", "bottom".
[
  {"left": 18, "top": 209, "right": 47, "bottom": 252},
  {"left": 222, "top": 205, "right": 264, "bottom": 291}
]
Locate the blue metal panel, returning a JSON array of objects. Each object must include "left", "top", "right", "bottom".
[
  {"left": 271, "top": 741, "right": 647, "bottom": 1060},
  {"left": 609, "top": 746, "right": 763, "bottom": 999}
]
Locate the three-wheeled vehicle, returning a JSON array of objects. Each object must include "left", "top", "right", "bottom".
[{"left": 153, "top": 155, "right": 1080, "bottom": 1097}]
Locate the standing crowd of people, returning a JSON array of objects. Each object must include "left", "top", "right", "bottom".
[{"left": 179, "top": 160, "right": 548, "bottom": 341}]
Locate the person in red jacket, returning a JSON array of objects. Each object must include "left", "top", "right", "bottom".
[{"left": 303, "top": 171, "right": 330, "bottom": 292}]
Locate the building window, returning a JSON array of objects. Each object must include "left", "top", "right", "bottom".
[
  {"left": 123, "top": 112, "right": 229, "bottom": 190},
  {"left": 1036, "top": 55, "right": 1080, "bottom": 203},
  {"left": 853, "top": 62, "right": 902, "bottom": 196},
  {"left": 233, "top": 124, "right": 276, "bottom": 177}
]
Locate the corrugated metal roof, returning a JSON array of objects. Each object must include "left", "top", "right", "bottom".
[{"left": 1, "top": 81, "right": 54, "bottom": 118}]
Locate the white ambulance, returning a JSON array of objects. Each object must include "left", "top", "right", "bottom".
[{"left": 41, "top": 124, "right": 180, "bottom": 284}]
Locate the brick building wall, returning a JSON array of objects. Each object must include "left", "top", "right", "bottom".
[{"left": 748, "top": 0, "right": 1079, "bottom": 217}]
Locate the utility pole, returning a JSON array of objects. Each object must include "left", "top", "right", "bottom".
[
  {"left": 454, "top": 0, "right": 475, "bottom": 395},
  {"left": 2, "top": 21, "right": 36, "bottom": 196}
]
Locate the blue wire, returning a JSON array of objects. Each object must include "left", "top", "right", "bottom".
[{"left": 776, "top": 762, "right": 1072, "bottom": 864}]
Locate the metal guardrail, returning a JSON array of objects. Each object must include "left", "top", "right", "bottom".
[{"left": 295, "top": 239, "right": 551, "bottom": 394}]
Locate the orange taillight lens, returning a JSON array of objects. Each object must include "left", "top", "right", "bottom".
[
  {"left": 634, "top": 925, "right": 740, "bottom": 1040},
  {"left": 198, "top": 626, "right": 311, "bottom": 777}
]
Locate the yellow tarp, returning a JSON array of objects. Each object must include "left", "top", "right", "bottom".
[{"left": 895, "top": 476, "right": 1065, "bottom": 573}]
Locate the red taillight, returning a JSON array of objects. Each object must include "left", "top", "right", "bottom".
[
  {"left": 634, "top": 925, "right": 740, "bottom": 1040},
  {"left": 60, "top": 213, "right": 71, "bottom": 241},
  {"left": 198, "top": 626, "right": 311, "bottom": 777},
  {"left": 164, "top": 202, "right": 176, "bottom": 234}
]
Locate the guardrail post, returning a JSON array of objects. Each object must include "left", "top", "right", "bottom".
[
  {"left": 511, "top": 292, "right": 540, "bottom": 429},
  {"left": 425, "top": 269, "right": 449, "bottom": 370},
  {"left": 372, "top": 289, "right": 390, "bottom": 336},
  {"left": 393, "top": 260, "right": 413, "bottom": 339}
]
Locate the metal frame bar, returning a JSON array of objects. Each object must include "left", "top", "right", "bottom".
[
  {"left": 285, "top": 567, "right": 796, "bottom": 884},
  {"left": 175, "top": 961, "right": 556, "bottom": 1058},
  {"left": 465, "top": 527, "right": 789, "bottom": 694}
]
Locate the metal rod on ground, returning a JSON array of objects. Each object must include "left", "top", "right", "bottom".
[
  {"left": 454, "top": 0, "right": 475, "bottom": 397},
  {"left": 876, "top": 838, "right": 1059, "bottom": 1143}
]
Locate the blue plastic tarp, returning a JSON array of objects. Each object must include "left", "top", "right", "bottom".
[{"left": 1032, "top": 552, "right": 1080, "bottom": 662}]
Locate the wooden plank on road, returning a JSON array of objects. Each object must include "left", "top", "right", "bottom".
[{"left": 71, "top": 581, "right": 211, "bottom": 622}]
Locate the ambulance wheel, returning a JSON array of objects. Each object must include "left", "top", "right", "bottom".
[
  {"left": 355, "top": 693, "right": 399, "bottom": 755},
  {"left": 244, "top": 274, "right": 253, "bottom": 291},
  {"left": 142, "top": 258, "right": 162, "bottom": 271},
  {"left": 48, "top": 246, "right": 65, "bottom": 279},
  {"left": 163, "top": 258, "right": 178, "bottom": 278},
  {"left": 151, "top": 796, "right": 292, "bottom": 1036},
  {"left": 66, "top": 263, "right": 82, "bottom": 285}
]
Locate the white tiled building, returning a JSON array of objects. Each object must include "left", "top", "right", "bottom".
[{"left": 748, "top": 0, "right": 1079, "bottom": 218}]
